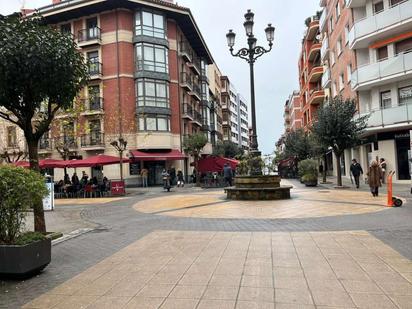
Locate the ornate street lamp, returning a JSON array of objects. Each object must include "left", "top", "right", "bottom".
[
  {"left": 226, "top": 10, "right": 275, "bottom": 174},
  {"left": 110, "top": 137, "right": 127, "bottom": 181}
]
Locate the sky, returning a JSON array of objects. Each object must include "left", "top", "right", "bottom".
[{"left": 0, "top": 0, "right": 320, "bottom": 154}]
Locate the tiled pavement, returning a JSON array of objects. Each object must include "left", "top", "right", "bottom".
[{"left": 2, "top": 180, "right": 412, "bottom": 308}]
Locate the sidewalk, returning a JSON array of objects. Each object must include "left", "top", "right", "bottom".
[{"left": 320, "top": 176, "right": 412, "bottom": 199}]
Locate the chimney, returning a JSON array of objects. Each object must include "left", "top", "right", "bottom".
[{"left": 52, "top": 0, "right": 61, "bottom": 4}]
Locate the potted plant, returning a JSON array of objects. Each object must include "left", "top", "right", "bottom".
[
  {"left": 298, "top": 159, "right": 318, "bottom": 187},
  {"left": 0, "top": 165, "right": 50, "bottom": 278}
]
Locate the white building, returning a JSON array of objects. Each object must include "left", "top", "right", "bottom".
[{"left": 346, "top": 0, "right": 412, "bottom": 182}]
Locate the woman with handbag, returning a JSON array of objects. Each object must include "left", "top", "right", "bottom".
[{"left": 367, "top": 161, "right": 383, "bottom": 197}]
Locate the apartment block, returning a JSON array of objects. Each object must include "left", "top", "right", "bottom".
[
  {"left": 0, "top": 0, "right": 228, "bottom": 185},
  {"left": 299, "top": 13, "right": 325, "bottom": 130},
  {"left": 220, "top": 76, "right": 250, "bottom": 150}
]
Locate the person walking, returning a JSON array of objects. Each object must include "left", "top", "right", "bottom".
[
  {"left": 140, "top": 167, "right": 148, "bottom": 188},
  {"left": 223, "top": 163, "right": 233, "bottom": 187},
  {"left": 177, "top": 170, "right": 184, "bottom": 187},
  {"left": 379, "top": 158, "right": 387, "bottom": 184},
  {"left": 162, "top": 169, "right": 171, "bottom": 191},
  {"left": 367, "top": 161, "right": 383, "bottom": 197},
  {"left": 170, "top": 167, "right": 176, "bottom": 186},
  {"left": 350, "top": 159, "right": 363, "bottom": 189}
]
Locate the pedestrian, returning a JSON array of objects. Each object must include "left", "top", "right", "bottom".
[
  {"left": 223, "top": 163, "right": 233, "bottom": 187},
  {"left": 170, "top": 167, "right": 176, "bottom": 186},
  {"left": 350, "top": 159, "right": 363, "bottom": 189},
  {"left": 140, "top": 167, "right": 148, "bottom": 187},
  {"left": 379, "top": 158, "right": 387, "bottom": 184},
  {"left": 71, "top": 172, "right": 79, "bottom": 186},
  {"left": 162, "top": 169, "right": 171, "bottom": 191},
  {"left": 192, "top": 168, "right": 197, "bottom": 184},
  {"left": 367, "top": 161, "right": 383, "bottom": 197},
  {"left": 81, "top": 171, "right": 89, "bottom": 185},
  {"left": 177, "top": 170, "right": 184, "bottom": 187}
]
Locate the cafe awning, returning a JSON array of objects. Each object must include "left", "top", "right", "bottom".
[
  {"left": 130, "top": 149, "right": 186, "bottom": 161},
  {"left": 197, "top": 156, "right": 239, "bottom": 173},
  {"left": 63, "top": 155, "right": 129, "bottom": 168},
  {"left": 14, "top": 159, "right": 65, "bottom": 169}
]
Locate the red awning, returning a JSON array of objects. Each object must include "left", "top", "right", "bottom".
[
  {"left": 197, "top": 156, "right": 239, "bottom": 173},
  {"left": 63, "top": 155, "right": 129, "bottom": 168},
  {"left": 14, "top": 159, "right": 65, "bottom": 169},
  {"left": 130, "top": 149, "right": 186, "bottom": 161}
]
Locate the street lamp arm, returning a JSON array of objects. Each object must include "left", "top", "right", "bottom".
[
  {"left": 230, "top": 47, "right": 250, "bottom": 62},
  {"left": 252, "top": 44, "right": 272, "bottom": 62}
]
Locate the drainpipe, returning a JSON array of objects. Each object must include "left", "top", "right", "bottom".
[{"left": 116, "top": 9, "right": 122, "bottom": 138}]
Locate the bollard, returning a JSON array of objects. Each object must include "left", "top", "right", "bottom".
[{"left": 386, "top": 171, "right": 395, "bottom": 207}]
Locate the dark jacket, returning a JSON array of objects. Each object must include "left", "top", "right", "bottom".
[
  {"left": 350, "top": 163, "right": 363, "bottom": 176},
  {"left": 223, "top": 166, "right": 233, "bottom": 178}
]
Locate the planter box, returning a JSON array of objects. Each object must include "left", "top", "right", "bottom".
[{"left": 0, "top": 238, "right": 51, "bottom": 278}]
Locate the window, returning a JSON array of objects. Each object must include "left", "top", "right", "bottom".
[
  {"left": 138, "top": 115, "right": 170, "bottom": 131},
  {"left": 339, "top": 74, "right": 345, "bottom": 91},
  {"left": 330, "top": 51, "right": 336, "bottom": 66},
  {"left": 373, "top": 1, "right": 384, "bottom": 14},
  {"left": 395, "top": 37, "right": 412, "bottom": 55},
  {"left": 377, "top": 46, "right": 388, "bottom": 60},
  {"left": 347, "top": 64, "right": 352, "bottom": 84},
  {"left": 86, "top": 17, "right": 99, "bottom": 40},
  {"left": 136, "top": 43, "right": 168, "bottom": 73},
  {"left": 60, "top": 23, "right": 71, "bottom": 34},
  {"left": 332, "top": 82, "right": 337, "bottom": 97},
  {"left": 62, "top": 122, "right": 76, "bottom": 147},
  {"left": 399, "top": 86, "right": 412, "bottom": 106},
  {"left": 89, "top": 120, "right": 101, "bottom": 145},
  {"left": 335, "top": 2, "right": 341, "bottom": 19},
  {"left": 337, "top": 39, "right": 342, "bottom": 56},
  {"left": 391, "top": 0, "right": 404, "bottom": 6},
  {"left": 7, "top": 127, "right": 16, "bottom": 147},
  {"left": 344, "top": 25, "right": 349, "bottom": 44},
  {"left": 380, "top": 91, "right": 392, "bottom": 109},
  {"left": 329, "top": 17, "right": 334, "bottom": 32},
  {"left": 87, "top": 51, "right": 100, "bottom": 75},
  {"left": 88, "top": 85, "right": 101, "bottom": 110},
  {"left": 135, "top": 11, "right": 166, "bottom": 39},
  {"left": 136, "top": 78, "right": 169, "bottom": 108}
]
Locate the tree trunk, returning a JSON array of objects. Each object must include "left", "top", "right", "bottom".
[
  {"left": 323, "top": 153, "right": 327, "bottom": 183},
  {"left": 335, "top": 153, "right": 342, "bottom": 187},
  {"left": 195, "top": 155, "right": 201, "bottom": 187},
  {"left": 27, "top": 139, "right": 47, "bottom": 233}
]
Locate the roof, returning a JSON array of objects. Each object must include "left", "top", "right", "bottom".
[{"left": 33, "top": 0, "right": 214, "bottom": 63}]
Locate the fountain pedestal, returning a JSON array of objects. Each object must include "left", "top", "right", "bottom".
[{"left": 225, "top": 175, "right": 292, "bottom": 200}]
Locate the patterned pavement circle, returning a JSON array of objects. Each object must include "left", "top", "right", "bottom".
[
  {"left": 134, "top": 188, "right": 389, "bottom": 219},
  {"left": 22, "top": 230, "right": 412, "bottom": 309}
]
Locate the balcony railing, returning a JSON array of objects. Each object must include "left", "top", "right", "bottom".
[
  {"left": 191, "top": 83, "right": 201, "bottom": 99},
  {"left": 182, "top": 103, "right": 193, "bottom": 119},
  {"left": 56, "top": 136, "right": 77, "bottom": 148},
  {"left": 356, "top": 102, "right": 412, "bottom": 129},
  {"left": 88, "top": 61, "right": 102, "bottom": 76},
  {"left": 192, "top": 110, "right": 202, "bottom": 124},
  {"left": 351, "top": 51, "right": 412, "bottom": 91},
  {"left": 180, "top": 72, "right": 193, "bottom": 90},
  {"left": 319, "top": 8, "right": 327, "bottom": 32},
  {"left": 82, "top": 97, "right": 104, "bottom": 112},
  {"left": 349, "top": 0, "right": 412, "bottom": 48},
  {"left": 81, "top": 132, "right": 105, "bottom": 148},
  {"left": 39, "top": 138, "right": 52, "bottom": 150},
  {"left": 78, "top": 27, "right": 101, "bottom": 43},
  {"left": 322, "top": 67, "right": 331, "bottom": 88}
]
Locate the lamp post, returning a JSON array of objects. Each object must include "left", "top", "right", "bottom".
[
  {"left": 110, "top": 137, "right": 127, "bottom": 181},
  {"left": 226, "top": 10, "right": 275, "bottom": 174}
]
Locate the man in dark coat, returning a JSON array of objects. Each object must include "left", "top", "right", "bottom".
[
  {"left": 223, "top": 163, "right": 233, "bottom": 187},
  {"left": 350, "top": 159, "right": 363, "bottom": 189}
]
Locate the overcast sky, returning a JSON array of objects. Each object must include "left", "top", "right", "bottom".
[{"left": 1, "top": 0, "right": 320, "bottom": 154}]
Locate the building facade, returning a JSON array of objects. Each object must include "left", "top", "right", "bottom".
[
  {"left": 0, "top": 0, "right": 228, "bottom": 185},
  {"left": 220, "top": 76, "right": 250, "bottom": 150}
]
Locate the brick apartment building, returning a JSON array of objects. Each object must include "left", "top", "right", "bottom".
[{"left": 0, "top": 0, "right": 228, "bottom": 185}]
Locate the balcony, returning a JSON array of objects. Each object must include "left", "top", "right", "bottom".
[
  {"left": 348, "top": 0, "right": 412, "bottom": 49},
  {"left": 308, "top": 88, "right": 325, "bottom": 105},
  {"left": 309, "top": 65, "right": 324, "bottom": 83},
  {"left": 180, "top": 72, "right": 193, "bottom": 91},
  {"left": 351, "top": 51, "right": 412, "bottom": 91},
  {"left": 191, "top": 110, "right": 202, "bottom": 126},
  {"left": 188, "top": 56, "right": 201, "bottom": 76},
  {"left": 179, "top": 41, "right": 192, "bottom": 62},
  {"left": 189, "top": 83, "right": 202, "bottom": 101},
  {"left": 39, "top": 137, "right": 52, "bottom": 152},
  {"left": 306, "top": 18, "right": 320, "bottom": 41},
  {"left": 308, "top": 42, "right": 321, "bottom": 61},
  {"left": 200, "top": 69, "right": 209, "bottom": 84},
  {"left": 322, "top": 67, "right": 331, "bottom": 88},
  {"left": 55, "top": 136, "right": 77, "bottom": 149},
  {"left": 182, "top": 103, "right": 193, "bottom": 120},
  {"left": 77, "top": 27, "right": 101, "bottom": 47},
  {"left": 320, "top": 8, "right": 327, "bottom": 32},
  {"left": 321, "top": 36, "right": 329, "bottom": 61},
  {"left": 88, "top": 61, "right": 102, "bottom": 79},
  {"left": 81, "top": 132, "right": 105, "bottom": 150},
  {"left": 356, "top": 103, "right": 412, "bottom": 131},
  {"left": 81, "top": 97, "right": 104, "bottom": 115}
]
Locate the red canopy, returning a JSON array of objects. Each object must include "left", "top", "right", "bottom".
[
  {"left": 130, "top": 149, "right": 186, "bottom": 161},
  {"left": 63, "top": 155, "right": 129, "bottom": 168},
  {"left": 197, "top": 156, "right": 239, "bottom": 173},
  {"left": 14, "top": 159, "right": 65, "bottom": 169}
]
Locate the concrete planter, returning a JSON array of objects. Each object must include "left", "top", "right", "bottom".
[{"left": 0, "top": 238, "right": 51, "bottom": 278}]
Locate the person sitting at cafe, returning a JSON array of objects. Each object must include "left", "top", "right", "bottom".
[{"left": 81, "top": 171, "right": 89, "bottom": 185}]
